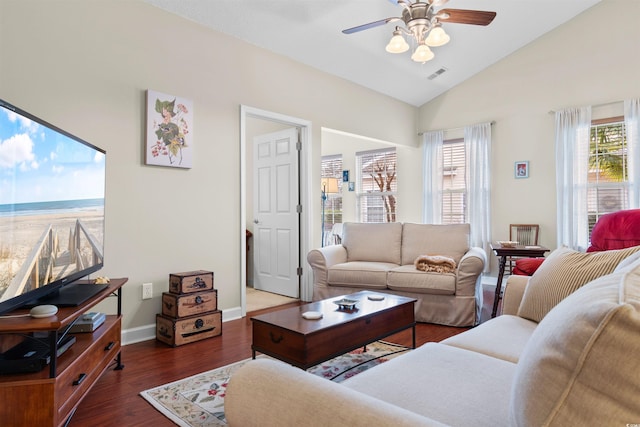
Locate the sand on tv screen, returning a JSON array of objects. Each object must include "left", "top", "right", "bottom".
[{"left": 0, "top": 99, "right": 106, "bottom": 311}]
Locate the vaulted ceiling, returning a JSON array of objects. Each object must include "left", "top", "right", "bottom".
[{"left": 143, "top": 0, "right": 601, "bottom": 107}]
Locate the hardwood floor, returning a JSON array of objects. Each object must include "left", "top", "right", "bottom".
[{"left": 69, "top": 287, "right": 497, "bottom": 426}]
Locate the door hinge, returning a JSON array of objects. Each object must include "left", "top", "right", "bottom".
[
  {"left": 297, "top": 267, "right": 303, "bottom": 276},
  {"left": 296, "top": 140, "right": 302, "bottom": 151},
  {"left": 296, "top": 204, "right": 302, "bottom": 213}
]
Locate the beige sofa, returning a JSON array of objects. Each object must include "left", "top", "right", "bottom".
[
  {"left": 308, "top": 222, "right": 486, "bottom": 326},
  {"left": 226, "top": 247, "right": 640, "bottom": 426}
]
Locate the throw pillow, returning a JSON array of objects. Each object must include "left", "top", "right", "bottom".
[
  {"left": 513, "top": 257, "right": 545, "bottom": 275},
  {"left": 509, "top": 260, "right": 640, "bottom": 426},
  {"left": 517, "top": 245, "right": 640, "bottom": 322}
]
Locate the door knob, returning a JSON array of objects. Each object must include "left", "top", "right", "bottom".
[{"left": 254, "top": 219, "right": 259, "bottom": 224}]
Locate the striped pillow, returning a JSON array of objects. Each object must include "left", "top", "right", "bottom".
[{"left": 517, "top": 245, "right": 640, "bottom": 322}]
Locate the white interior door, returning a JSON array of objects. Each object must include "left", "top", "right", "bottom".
[{"left": 252, "top": 128, "right": 300, "bottom": 298}]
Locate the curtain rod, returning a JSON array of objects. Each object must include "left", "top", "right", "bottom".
[
  {"left": 548, "top": 99, "right": 623, "bottom": 115},
  {"left": 417, "top": 120, "right": 495, "bottom": 136}
]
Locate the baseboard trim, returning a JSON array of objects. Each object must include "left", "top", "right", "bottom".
[{"left": 121, "top": 306, "right": 242, "bottom": 346}]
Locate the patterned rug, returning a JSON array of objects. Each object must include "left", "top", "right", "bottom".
[{"left": 140, "top": 341, "right": 410, "bottom": 427}]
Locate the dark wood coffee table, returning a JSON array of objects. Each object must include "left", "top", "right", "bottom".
[{"left": 250, "top": 291, "right": 416, "bottom": 369}]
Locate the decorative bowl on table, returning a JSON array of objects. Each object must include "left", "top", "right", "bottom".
[
  {"left": 333, "top": 298, "right": 358, "bottom": 310},
  {"left": 497, "top": 241, "right": 518, "bottom": 248}
]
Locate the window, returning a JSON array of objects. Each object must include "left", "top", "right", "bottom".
[
  {"left": 321, "top": 155, "right": 342, "bottom": 244},
  {"left": 588, "top": 117, "right": 629, "bottom": 234},
  {"left": 442, "top": 138, "right": 466, "bottom": 224},
  {"left": 356, "top": 148, "right": 397, "bottom": 222}
]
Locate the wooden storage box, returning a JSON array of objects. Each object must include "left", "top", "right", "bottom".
[
  {"left": 169, "top": 270, "right": 214, "bottom": 294},
  {"left": 156, "top": 310, "right": 222, "bottom": 347},
  {"left": 162, "top": 289, "right": 218, "bottom": 318}
]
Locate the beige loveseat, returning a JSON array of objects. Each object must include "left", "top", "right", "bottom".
[
  {"left": 226, "top": 247, "right": 640, "bottom": 426},
  {"left": 308, "top": 222, "right": 486, "bottom": 326}
]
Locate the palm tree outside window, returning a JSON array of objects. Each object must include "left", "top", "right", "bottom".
[{"left": 588, "top": 117, "right": 629, "bottom": 234}]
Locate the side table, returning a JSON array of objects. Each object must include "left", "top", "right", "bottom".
[{"left": 490, "top": 243, "right": 549, "bottom": 317}]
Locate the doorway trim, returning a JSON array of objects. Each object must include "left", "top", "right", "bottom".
[{"left": 240, "top": 105, "right": 313, "bottom": 317}]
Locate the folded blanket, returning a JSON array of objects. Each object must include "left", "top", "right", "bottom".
[{"left": 414, "top": 255, "right": 457, "bottom": 273}]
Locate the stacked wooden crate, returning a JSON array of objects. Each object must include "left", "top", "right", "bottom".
[{"left": 156, "top": 270, "right": 222, "bottom": 346}]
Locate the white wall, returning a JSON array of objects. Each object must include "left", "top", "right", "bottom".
[
  {"left": 417, "top": 0, "right": 640, "bottom": 272},
  {"left": 0, "top": 0, "right": 416, "bottom": 335}
]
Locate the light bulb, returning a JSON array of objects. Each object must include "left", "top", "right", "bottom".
[
  {"left": 411, "top": 44, "right": 434, "bottom": 63},
  {"left": 385, "top": 33, "right": 409, "bottom": 53},
  {"left": 425, "top": 26, "right": 450, "bottom": 47}
]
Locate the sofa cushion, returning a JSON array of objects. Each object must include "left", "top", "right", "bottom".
[
  {"left": 344, "top": 343, "right": 516, "bottom": 427},
  {"left": 614, "top": 249, "right": 640, "bottom": 272},
  {"left": 342, "top": 222, "right": 402, "bottom": 264},
  {"left": 510, "top": 260, "right": 640, "bottom": 426},
  {"left": 327, "top": 262, "right": 394, "bottom": 289},
  {"left": 441, "top": 315, "right": 537, "bottom": 363},
  {"left": 401, "top": 223, "right": 470, "bottom": 265},
  {"left": 387, "top": 265, "right": 456, "bottom": 294},
  {"left": 517, "top": 245, "right": 640, "bottom": 322}
]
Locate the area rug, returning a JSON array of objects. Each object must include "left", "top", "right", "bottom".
[{"left": 140, "top": 341, "right": 410, "bottom": 427}]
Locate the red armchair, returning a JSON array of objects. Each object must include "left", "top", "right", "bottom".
[{"left": 513, "top": 209, "right": 640, "bottom": 276}]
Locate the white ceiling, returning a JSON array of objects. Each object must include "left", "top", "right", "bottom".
[{"left": 143, "top": 0, "right": 601, "bottom": 107}]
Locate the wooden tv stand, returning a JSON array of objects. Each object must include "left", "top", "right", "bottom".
[{"left": 0, "top": 278, "right": 127, "bottom": 427}]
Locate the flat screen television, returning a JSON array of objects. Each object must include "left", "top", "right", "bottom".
[{"left": 0, "top": 99, "right": 106, "bottom": 315}]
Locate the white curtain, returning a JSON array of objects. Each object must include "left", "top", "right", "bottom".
[
  {"left": 555, "top": 106, "right": 591, "bottom": 250},
  {"left": 421, "top": 131, "right": 443, "bottom": 223},
  {"left": 464, "top": 123, "right": 492, "bottom": 267},
  {"left": 625, "top": 98, "right": 640, "bottom": 208}
]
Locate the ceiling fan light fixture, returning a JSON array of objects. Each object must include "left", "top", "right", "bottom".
[
  {"left": 425, "top": 26, "right": 450, "bottom": 47},
  {"left": 385, "top": 31, "right": 409, "bottom": 53},
  {"left": 343, "top": 1, "right": 495, "bottom": 65},
  {"left": 411, "top": 43, "right": 434, "bottom": 63}
]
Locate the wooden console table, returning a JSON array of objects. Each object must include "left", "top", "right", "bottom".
[
  {"left": 490, "top": 244, "right": 549, "bottom": 317},
  {"left": 0, "top": 278, "right": 127, "bottom": 427}
]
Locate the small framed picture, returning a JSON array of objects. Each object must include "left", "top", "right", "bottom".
[
  {"left": 348, "top": 182, "right": 355, "bottom": 192},
  {"left": 515, "top": 161, "right": 529, "bottom": 179},
  {"left": 342, "top": 170, "right": 350, "bottom": 182}
]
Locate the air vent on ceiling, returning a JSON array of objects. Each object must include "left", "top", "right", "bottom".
[{"left": 427, "top": 67, "right": 448, "bottom": 80}]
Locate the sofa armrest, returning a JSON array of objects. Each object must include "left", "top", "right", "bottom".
[
  {"left": 307, "top": 245, "right": 347, "bottom": 288},
  {"left": 502, "top": 275, "right": 530, "bottom": 316},
  {"left": 455, "top": 247, "right": 486, "bottom": 296},
  {"left": 225, "top": 359, "right": 446, "bottom": 427}
]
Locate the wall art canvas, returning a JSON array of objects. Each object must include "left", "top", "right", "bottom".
[{"left": 145, "top": 90, "right": 193, "bottom": 168}]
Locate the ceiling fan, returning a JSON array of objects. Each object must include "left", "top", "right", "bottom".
[{"left": 342, "top": 0, "right": 497, "bottom": 63}]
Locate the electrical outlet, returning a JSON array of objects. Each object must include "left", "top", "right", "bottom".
[{"left": 142, "top": 282, "right": 153, "bottom": 300}]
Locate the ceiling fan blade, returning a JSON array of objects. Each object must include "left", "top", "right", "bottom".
[
  {"left": 438, "top": 9, "right": 496, "bottom": 26},
  {"left": 342, "top": 17, "right": 402, "bottom": 34}
]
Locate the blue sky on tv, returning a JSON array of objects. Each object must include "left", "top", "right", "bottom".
[{"left": 0, "top": 106, "right": 105, "bottom": 205}]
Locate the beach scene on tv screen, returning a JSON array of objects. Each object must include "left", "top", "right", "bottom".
[{"left": 0, "top": 106, "right": 105, "bottom": 304}]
